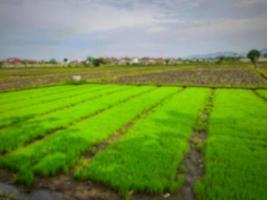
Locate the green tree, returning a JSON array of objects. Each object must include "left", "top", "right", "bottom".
[
  {"left": 86, "top": 56, "right": 95, "bottom": 65},
  {"left": 92, "top": 58, "right": 105, "bottom": 67},
  {"left": 86, "top": 56, "right": 105, "bottom": 67},
  {"left": 63, "top": 58, "right": 68, "bottom": 63},
  {"left": 164, "top": 58, "right": 170, "bottom": 65},
  {"left": 247, "top": 49, "right": 260, "bottom": 67},
  {"left": 48, "top": 58, "right": 57, "bottom": 64},
  {"left": 216, "top": 56, "right": 225, "bottom": 64}
]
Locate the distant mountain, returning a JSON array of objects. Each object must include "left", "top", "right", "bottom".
[
  {"left": 187, "top": 51, "right": 244, "bottom": 59},
  {"left": 261, "top": 48, "right": 267, "bottom": 55}
]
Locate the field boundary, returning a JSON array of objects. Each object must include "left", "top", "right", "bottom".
[
  {"left": 1, "top": 80, "right": 267, "bottom": 94},
  {"left": 87, "top": 81, "right": 267, "bottom": 90},
  {"left": 175, "top": 89, "right": 215, "bottom": 200}
]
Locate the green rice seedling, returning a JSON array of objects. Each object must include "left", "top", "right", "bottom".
[
  {"left": 74, "top": 88, "right": 210, "bottom": 194},
  {"left": 32, "top": 152, "right": 68, "bottom": 176},
  {"left": 256, "top": 89, "right": 267, "bottom": 100},
  {"left": 203, "top": 89, "right": 267, "bottom": 200},
  {"left": 15, "top": 167, "right": 34, "bottom": 186},
  {"left": 0, "top": 85, "right": 152, "bottom": 152},
  {"left": 0, "top": 84, "right": 103, "bottom": 113},
  {"left": 0, "top": 84, "right": 125, "bottom": 128},
  {"left": 0, "top": 87, "right": 178, "bottom": 185},
  {"left": 0, "top": 85, "right": 78, "bottom": 106},
  {"left": 194, "top": 180, "right": 205, "bottom": 199}
]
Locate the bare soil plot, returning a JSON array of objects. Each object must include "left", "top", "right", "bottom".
[
  {"left": 1, "top": 64, "right": 266, "bottom": 91},
  {"left": 112, "top": 65, "right": 267, "bottom": 88}
]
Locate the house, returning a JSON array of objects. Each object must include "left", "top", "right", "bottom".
[
  {"left": 103, "top": 57, "right": 119, "bottom": 65},
  {"left": 69, "top": 60, "right": 80, "bottom": 66},
  {"left": 118, "top": 57, "right": 132, "bottom": 65},
  {"left": 130, "top": 57, "right": 139, "bottom": 64},
  {"left": 139, "top": 57, "right": 166, "bottom": 65},
  {"left": 168, "top": 58, "right": 177, "bottom": 64},
  {"left": 7, "top": 57, "right": 23, "bottom": 65}
]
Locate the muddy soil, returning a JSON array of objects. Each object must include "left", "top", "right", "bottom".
[{"left": 112, "top": 67, "right": 267, "bottom": 88}]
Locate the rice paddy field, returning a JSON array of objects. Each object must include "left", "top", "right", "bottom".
[
  {"left": 0, "top": 82, "right": 266, "bottom": 200},
  {"left": 1, "top": 63, "right": 267, "bottom": 91}
]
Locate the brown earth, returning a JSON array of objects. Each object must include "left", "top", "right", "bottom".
[
  {"left": 112, "top": 66, "right": 267, "bottom": 88},
  {"left": 1, "top": 64, "right": 267, "bottom": 91},
  {"left": 0, "top": 66, "right": 175, "bottom": 91}
]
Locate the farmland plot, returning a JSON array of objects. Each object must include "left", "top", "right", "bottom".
[
  {"left": 0, "top": 85, "right": 153, "bottom": 152},
  {"left": 0, "top": 85, "right": 77, "bottom": 105},
  {"left": 0, "top": 86, "right": 178, "bottom": 185},
  {"left": 0, "top": 84, "right": 266, "bottom": 200},
  {"left": 0, "top": 84, "right": 126, "bottom": 127},
  {"left": 201, "top": 89, "right": 267, "bottom": 200},
  {"left": 75, "top": 88, "right": 210, "bottom": 194},
  {"left": 256, "top": 89, "right": 267, "bottom": 100},
  {"left": 0, "top": 84, "right": 106, "bottom": 113}
]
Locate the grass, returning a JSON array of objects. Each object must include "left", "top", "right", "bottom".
[
  {"left": 0, "top": 84, "right": 266, "bottom": 199},
  {"left": 256, "top": 89, "right": 267, "bottom": 100},
  {"left": 0, "top": 84, "right": 124, "bottom": 127},
  {"left": 201, "top": 89, "right": 267, "bottom": 200},
  {"left": 0, "top": 85, "right": 152, "bottom": 152},
  {"left": 74, "top": 88, "right": 210, "bottom": 194},
  {"left": 0, "top": 84, "right": 77, "bottom": 105},
  {"left": 0, "top": 84, "right": 104, "bottom": 113},
  {"left": 0, "top": 86, "right": 177, "bottom": 184}
]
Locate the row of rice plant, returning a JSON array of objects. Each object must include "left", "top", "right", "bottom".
[
  {"left": 256, "top": 89, "right": 267, "bottom": 100},
  {"left": 75, "top": 88, "right": 210, "bottom": 195},
  {"left": 0, "top": 85, "right": 77, "bottom": 105},
  {"left": 0, "top": 87, "right": 178, "bottom": 185},
  {"left": 0, "top": 84, "right": 106, "bottom": 113},
  {"left": 0, "top": 84, "right": 127, "bottom": 127},
  {"left": 0, "top": 85, "right": 153, "bottom": 152},
  {"left": 199, "top": 89, "right": 267, "bottom": 200}
]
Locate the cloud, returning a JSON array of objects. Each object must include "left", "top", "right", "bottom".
[
  {"left": 0, "top": 1, "right": 160, "bottom": 31},
  {"left": 0, "top": 0, "right": 266, "bottom": 59},
  {"left": 235, "top": 0, "right": 267, "bottom": 7}
]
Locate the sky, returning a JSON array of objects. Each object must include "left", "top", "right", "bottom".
[{"left": 0, "top": 0, "right": 267, "bottom": 60}]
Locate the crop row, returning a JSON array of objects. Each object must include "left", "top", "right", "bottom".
[
  {"left": 200, "top": 89, "right": 267, "bottom": 200},
  {"left": 75, "top": 88, "right": 210, "bottom": 194},
  {"left": 256, "top": 89, "right": 267, "bottom": 100},
  {"left": 0, "top": 84, "right": 105, "bottom": 113},
  {"left": 0, "top": 85, "right": 266, "bottom": 199},
  {"left": 0, "top": 84, "right": 128, "bottom": 128},
  {"left": 0, "top": 84, "right": 79, "bottom": 105},
  {"left": 0, "top": 87, "right": 178, "bottom": 185},
  {"left": 0, "top": 85, "right": 154, "bottom": 152}
]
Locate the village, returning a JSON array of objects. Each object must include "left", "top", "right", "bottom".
[{"left": 2, "top": 54, "right": 267, "bottom": 68}]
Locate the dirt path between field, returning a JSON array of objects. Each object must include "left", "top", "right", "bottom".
[
  {"left": 130, "top": 90, "right": 215, "bottom": 200},
  {"left": 175, "top": 89, "right": 214, "bottom": 200}
]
